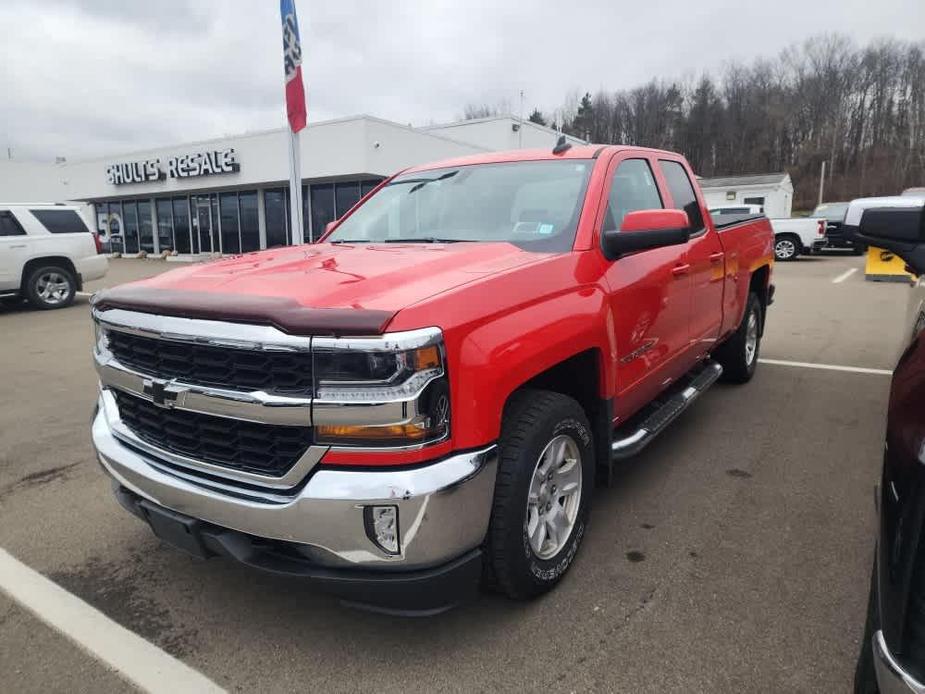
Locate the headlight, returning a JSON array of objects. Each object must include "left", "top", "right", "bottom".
[{"left": 313, "top": 328, "right": 450, "bottom": 447}]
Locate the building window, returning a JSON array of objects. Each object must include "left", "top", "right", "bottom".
[
  {"left": 361, "top": 179, "right": 381, "bottom": 197},
  {"left": 137, "top": 200, "right": 154, "bottom": 253},
  {"left": 219, "top": 192, "right": 240, "bottom": 254},
  {"left": 264, "top": 188, "right": 289, "bottom": 248},
  {"left": 743, "top": 196, "right": 765, "bottom": 209},
  {"left": 122, "top": 202, "right": 139, "bottom": 254},
  {"left": 156, "top": 199, "right": 174, "bottom": 252},
  {"left": 301, "top": 184, "right": 311, "bottom": 243},
  {"left": 310, "top": 183, "right": 335, "bottom": 242},
  {"left": 239, "top": 191, "right": 259, "bottom": 252},
  {"left": 335, "top": 181, "right": 361, "bottom": 219},
  {"left": 211, "top": 195, "right": 221, "bottom": 252},
  {"left": 172, "top": 197, "right": 192, "bottom": 254}
]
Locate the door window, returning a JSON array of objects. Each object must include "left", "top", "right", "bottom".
[
  {"left": 0, "top": 211, "right": 26, "bottom": 236},
  {"left": 603, "top": 159, "right": 663, "bottom": 231},
  {"left": 658, "top": 160, "right": 704, "bottom": 232}
]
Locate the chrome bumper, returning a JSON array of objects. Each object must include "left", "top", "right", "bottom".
[
  {"left": 874, "top": 631, "right": 925, "bottom": 694},
  {"left": 91, "top": 392, "right": 498, "bottom": 570}
]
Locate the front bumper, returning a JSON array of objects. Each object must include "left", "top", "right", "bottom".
[
  {"left": 91, "top": 390, "right": 498, "bottom": 574},
  {"left": 874, "top": 630, "right": 925, "bottom": 694}
]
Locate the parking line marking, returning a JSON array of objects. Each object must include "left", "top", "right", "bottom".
[
  {"left": 76, "top": 291, "right": 94, "bottom": 298},
  {"left": 832, "top": 268, "right": 858, "bottom": 284},
  {"left": 758, "top": 358, "right": 891, "bottom": 376},
  {"left": 0, "top": 547, "right": 226, "bottom": 694}
]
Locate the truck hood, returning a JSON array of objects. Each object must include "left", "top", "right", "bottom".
[{"left": 93, "top": 242, "right": 544, "bottom": 336}]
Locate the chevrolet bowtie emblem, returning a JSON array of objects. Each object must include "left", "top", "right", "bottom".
[{"left": 142, "top": 378, "right": 179, "bottom": 408}]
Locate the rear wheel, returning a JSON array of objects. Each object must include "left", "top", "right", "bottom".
[
  {"left": 714, "top": 292, "right": 762, "bottom": 384},
  {"left": 486, "top": 389, "right": 594, "bottom": 599},
  {"left": 774, "top": 234, "right": 801, "bottom": 261},
  {"left": 25, "top": 265, "right": 76, "bottom": 310}
]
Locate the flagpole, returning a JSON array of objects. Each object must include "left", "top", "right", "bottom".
[
  {"left": 281, "top": 0, "right": 307, "bottom": 245},
  {"left": 288, "top": 129, "right": 304, "bottom": 244}
]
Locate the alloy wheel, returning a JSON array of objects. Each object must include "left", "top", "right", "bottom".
[
  {"left": 36, "top": 272, "right": 71, "bottom": 305},
  {"left": 525, "top": 434, "right": 583, "bottom": 559}
]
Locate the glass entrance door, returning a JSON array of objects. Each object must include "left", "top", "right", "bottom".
[{"left": 192, "top": 195, "right": 215, "bottom": 254}]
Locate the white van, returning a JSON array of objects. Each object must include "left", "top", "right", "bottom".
[{"left": 0, "top": 203, "right": 108, "bottom": 309}]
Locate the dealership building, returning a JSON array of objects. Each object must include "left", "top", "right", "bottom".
[{"left": 0, "top": 115, "right": 583, "bottom": 256}]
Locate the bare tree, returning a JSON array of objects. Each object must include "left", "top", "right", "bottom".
[{"left": 538, "top": 34, "right": 925, "bottom": 209}]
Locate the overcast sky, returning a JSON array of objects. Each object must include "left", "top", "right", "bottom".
[{"left": 2, "top": 0, "right": 923, "bottom": 161}]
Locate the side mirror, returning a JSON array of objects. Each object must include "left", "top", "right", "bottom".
[
  {"left": 601, "top": 209, "right": 691, "bottom": 261},
  {"left": 324, "top": 221, "right": 337, "bottom": 236},
  {"left": 857, "top": 206, "right": 925, "bottom": 274}
]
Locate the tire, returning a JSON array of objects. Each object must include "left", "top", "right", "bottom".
[
  {"left": 486, "top": 389, "right": 595, "bottom": 599},
  {"left": 853, "top": 244, "right": 868, "bottom": 256},
  {"left": 714, "top": 292, "right": 763, "bottom": 384},
  {"left": 854, "top": 557, "right": 880, "bottom": 694},
  {"left": 774, "top": 234, "right": 801, "bottom": 261},
  {"left": 24, "top": 265, "right": 76, "bottom": 310}
]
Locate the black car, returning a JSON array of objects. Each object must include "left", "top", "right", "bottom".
[
  {"left": 812, "top": 201, "right": 867, "bottom": 254},
  {"left": 853, "top": 201, "right": 925, "bottom": 693}
]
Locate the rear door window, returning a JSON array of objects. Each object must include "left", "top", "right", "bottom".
[
  {"left": 603, "top": 159, "right": 663, "bottom": 231},
  {"left": 30, "top": 209, "right": 90, "bottom": 234},
  {"left": 0, "top": 211, "right": 26, "bottom": 236},
  {"left": 658, "top": 160, "right": 705, "bottom": 233}
]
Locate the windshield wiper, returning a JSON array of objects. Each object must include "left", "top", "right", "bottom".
[
  {"left": 407, "top": 170, "right": 458, "bottom": 194},
  {"left": 381, "top": 237, "right": 469, "bottom": 244},
  {"left": 329, "top": 239, "right": 372, "bottom": 244}
]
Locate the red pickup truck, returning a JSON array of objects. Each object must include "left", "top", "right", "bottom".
[{"left": 90, "top": 143, "right": 773, "bottom": 613}]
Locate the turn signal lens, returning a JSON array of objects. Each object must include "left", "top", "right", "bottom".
[
  {"left": 413, "top": 345, "right": 441, "bottom": 370},
  {"left": 316, "top": 422, "right": 431, "bottom": 443}
]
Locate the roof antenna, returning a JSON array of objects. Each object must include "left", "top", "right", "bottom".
[{"left": 552, "top": 135, "right": 572, "bottom": 155}]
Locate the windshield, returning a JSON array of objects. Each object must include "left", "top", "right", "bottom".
[
  {"left": 326, "top": 159, "right": 593, "bottom": 252},
  {"left": 812, "top": 202, "right": 849, "bottom": 222}
]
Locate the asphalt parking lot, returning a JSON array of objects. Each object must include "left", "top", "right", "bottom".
[{"left": 0, "top": 253, "right": 911, "bottom": 692}]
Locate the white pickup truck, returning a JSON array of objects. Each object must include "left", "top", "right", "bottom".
[
  {"left": 710, "top": 205, "right": 826, "bottom": 261},
  {"left": 0, "top": 204, "right": 108, "bottom": 309}
]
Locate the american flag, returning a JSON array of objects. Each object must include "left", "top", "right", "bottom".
[{"left": 280, "top": 0, "right": 306, "bottom": 132}]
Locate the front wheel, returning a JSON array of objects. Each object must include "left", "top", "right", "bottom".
[
  {"left": 714, "top": 292, "right": 763, "bottom": 383},
  {"left": 486, "top": 389, "right": 595, "bottom": 599},
  {"left": 774, "top": 234, "right": 801, "bottom": 261}
]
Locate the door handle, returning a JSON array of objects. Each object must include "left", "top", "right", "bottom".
[
  {"left": 671, "top": 263, "right": 691, "bottom": 277},
  {"left": 709, "top": 252, "right": 724, "bottom": 263},
  {"left": 9, "top": 244, "right": 26, "bottom": 249}
]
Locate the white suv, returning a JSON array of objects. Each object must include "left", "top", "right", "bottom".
[{"left": 0, "top": 204, "right": 108, "bottom": 309}]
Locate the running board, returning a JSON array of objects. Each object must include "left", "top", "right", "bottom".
[{"left": 611, "top": 360, "right": 723, "bottom": 460}]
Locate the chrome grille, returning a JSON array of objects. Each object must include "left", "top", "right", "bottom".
[
  {"left": 113, "top": 390, "right": 313, "bottom": 476},
  {"left": 106, "top": 329, "right": 313, "bottom": 394}
]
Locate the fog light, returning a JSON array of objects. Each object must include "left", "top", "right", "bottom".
[{"left": 364, "top": 505, "right": 400, "bottom": 555}]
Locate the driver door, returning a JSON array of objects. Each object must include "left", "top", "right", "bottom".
[{"left": 600, "top": 156, "right": 692, "bottom": 421}]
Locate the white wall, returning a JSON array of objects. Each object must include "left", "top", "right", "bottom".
[
  {"left": 0, "top": 116, "right": 489, "bottom": 205},
  {"left": 702, "top": 184, "right": 792, "bottom": 218},
  {"left": 423, "top": 117, "right": 583, "bottom": 152},
  {"left": 362, "top": 118, "right": 484, "bottom": 174},
  {"left": 0, "top": 160, "right": 65, "bottom": 201}
]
